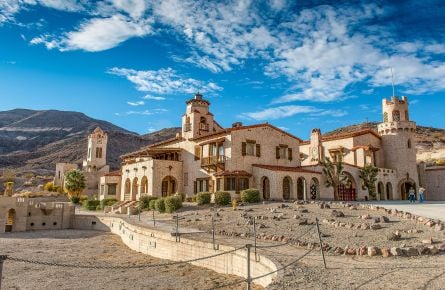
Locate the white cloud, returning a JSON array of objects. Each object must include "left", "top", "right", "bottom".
[
  {"left": 241, "top": 105, "right": 348, "bottom": 121},
  {"left": 31, "top": 14, "right": 153, "bottom": 52},
  {"left": 115, "top": 108, "right": 167, "bottom": 116},
  {"left": 108, "top": 67, "right": 223, "bottom": 95},
  {"left": 142, "top": 94, "right": 166, "bottom": 101},
  {"left": 127, "top": 100, "right": 145, "bottom": 106}
]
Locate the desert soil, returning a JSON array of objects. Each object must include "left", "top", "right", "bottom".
[{"left": 0, "top": 230, "right": 258, "bottom": 290}]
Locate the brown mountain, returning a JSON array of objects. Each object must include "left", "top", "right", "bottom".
[
  {"left": 0, "top": 109, "right": 181, "bottom": 175},
  {"left": 324, "top": 122, "right": 445, "bottom": 163}
]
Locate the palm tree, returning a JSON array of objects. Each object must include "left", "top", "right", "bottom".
[
  {"left": 359, "top": 164, "right": 378, "bottom": 200},
  {"left": 321, "top": 157, "right": 347, "bottom": 200},
  {"left": 64, "top": 169, "right": 86, "bottom": 200}
]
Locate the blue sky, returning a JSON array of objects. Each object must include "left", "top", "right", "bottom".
[{"left": 1, "top": 0, "right": 444, "bottom": 137}]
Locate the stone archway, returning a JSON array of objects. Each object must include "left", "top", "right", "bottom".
[
  {"left": 378, "top": 182, "right": 385, "bottom": 200},
  {"left": 297, "top": 177, "right": 306, "bottom": 200},
  {"left": 338, "top": 172, "right": 357, "bottom": 201},
  {"left": 162, "top": 176, "right": 177, "bottom": 197},
  {"left": 141, "top": 176, "right": 148, "bottom": 195},
  {"left": 124, "top": 178, "right": 131, "bottom": 201},
  {"left": 386, "top": 182, "right": 393, "bottom": 200},
  {"left": 400, "top": 179, "right": 416, "bottom": 200},
  {"left": 5, "top": 208, "right": 15, "bottom": 232},
  {"left": 261, "top": 177, "right": 270, "bottom": 200},
  {"left": 282, "top": 176, "right": 293, "bottom": 200},
  {"left": 310, "top": 178, "right": 320, "bottom": 200},
  {"left": 132, "top": 178, "right": 139, "bottom": 201}
]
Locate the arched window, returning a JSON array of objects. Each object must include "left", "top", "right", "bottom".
[
  {"left": 392, "top": 110, "right": 400, "bottom": 122},
  {"left": 132, "top": 178, "right": 139, "bottom": 200},
  {"left": 141, "top": 176, "right": 148, "bottom": 194},
  {"left": 124, "top": 179, "right": 131, "bottom": 201}
]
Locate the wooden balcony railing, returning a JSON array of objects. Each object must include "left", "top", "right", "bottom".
[{"left": 201, "top": 155, "right": 226, "bottom": 166}]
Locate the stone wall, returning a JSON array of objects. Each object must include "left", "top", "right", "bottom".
[{"left": 73, "top": 215, "right": 279, "bottom": 288}]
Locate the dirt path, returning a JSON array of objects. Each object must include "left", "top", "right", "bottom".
[{"left": 0, "top": 230, "right": 258, "bottom": 290}]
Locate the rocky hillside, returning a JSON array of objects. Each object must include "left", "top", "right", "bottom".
[
  {"left": 324, "top": 122, "right": 445, "bottom": 163},
  {"left": 0, "top": 109, "right": 181, "bottom": 175}
]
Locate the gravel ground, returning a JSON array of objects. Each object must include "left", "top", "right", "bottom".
[
  {"left": 0, "top": 230, "right": 259, "bottom": 290},
  {"left": 167, "top": 202, "right": 445, "bottom": 249}
]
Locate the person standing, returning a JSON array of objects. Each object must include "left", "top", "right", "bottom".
[
  {"left": 408, "top": 187, "right": 416, "bottom": 203},
  {"left": 419, "top": 187, "right": 426, "bottom": 203}
]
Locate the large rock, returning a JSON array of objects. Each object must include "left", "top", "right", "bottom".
[
  {"left": 390, "top": 247, "right": 403, "bottom": 256},
  {"left": 368, "top": 247, "right": 380, "bottom": 257},
  {"left": 380, "top": 216, "right": 390, "bottom": 223},
  {"left": 331, "top": 210, "right": 345, "bottom": 218},
  {"left": 434, "top": 223, "right": 444, "bottom": 232},
  {"left": 387, "top": 232, "right": 402, "bottom": 241},
  {"left": 421, "top": 238, "right": 433, "bottom": 245},
  {"left": 371, "top": 224, "right": 382, "bottom": 230},
  {"left": 405, "top": 247, "right": 419, "bottom": 257},
  {"left": 381, "top": 247, "right": 392, "bottom": 258}
]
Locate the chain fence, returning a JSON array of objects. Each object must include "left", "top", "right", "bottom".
[{"left": 0, "top": 217, "right": 326, "bottom": 290}]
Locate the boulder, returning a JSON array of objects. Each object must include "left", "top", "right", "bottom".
[
  {"left": 421, "top": 238, "right": 433, "bottom": 245},
  {"left": 298, "top": 219, "right": 308, "bottom": 226},
  {"left": 428, "top": 246, "right": 440, "bottom": 255},
  {"left": 417, "top": 246, "right": 430, "bottom": 255},
  {"left": 439, "top": 244, "right": 445, "bottom": 252},
  {"left": 404, "top": 247, "right": 419, "bottom": 257},
  {"left": 390, "top": 247, "right": 403, "bottom": 256},
  {"left": 293, "top": 215, "right": 301, "bottom": 219},
  {"left": 371, "top": 224, "right": 382, "bottom": 230},
  {"left": 300, "top": 209, "right": 309, "bottom": 213},
  {"left": 381, "top": 247, "right": 392, "bottom": 258},
  {"left": 368, "top": 247, "right": 379, "bottom": 257},
  {"left": 331, "top": 210, "right": 345, "bottom": 218},
  {"left": 360, "top": 214, "right": 371, "bottom": 220},
  {"left": 380, "top": 216, "right": 390, "bottom": 223},
  {"left": 434, "top": 223, "right": 444, "bottom": 232},
  {"left": 358, "top": 246, "right": 367, "bottom": 256},
  {"left": 387, "top": 232, "right": 402, "bottom": 241}
]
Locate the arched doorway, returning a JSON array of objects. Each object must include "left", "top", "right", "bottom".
[
  {"left": 162, "top": 176, "right": 177, "bottom": 197},
  {"left": 5, "top": 208, "right": 15, "bottom": 232},
  {"left": 141, "top": 176, "right": 148, "bottom": 195},
  {"left": 282, "top": 176, "right": 293, "bottom": 200},
  {"left": 124, "top": 178, "right": 131, "bottom": 201},
  {"left": 310, "top": 178, "right": 320, "bottom": 200},
  {"left": 400, "top": 180, "right": 416, "bottom": 200},
  {"left": 377, "top": 182, "right": 385, "bottom": 200},
  {"left": 132, "top": 178, "right": 139, "bottom": 200},
  {"left": 297, "top": 177, "right": 305, "bottom": 200},
  {"left": 386, "top": 182, "right": 393, "bottom": 200},
  {"left": 338, "top": 172, "right": 357, "bottom": 201},
  {"left": 262, "top": 177, "right": 270, "bottom": 200}
]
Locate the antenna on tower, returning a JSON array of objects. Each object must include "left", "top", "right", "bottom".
[{"left": 390, "top": 67, "right": 395, "bottom": 97}]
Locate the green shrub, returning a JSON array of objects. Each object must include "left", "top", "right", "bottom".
[
  {"left": 100, "top": 198, "right": 117, "bottom": 210},
  {"left": 165, "top": 196, "right": 183, "bottom": 213},
  {"left": 139, "top": 196, "right": 158, "bottom": 211},
  {"left": 149, "top": 199, "right": 157, "bottom": 210},
  {"left": 96, "top": 205, "right": 102, "bottom": 211},
  {"left": 70, "top": 196, "right": 80, "bottom": 204},
  {"left": 196, "top": 192, "right": 211, "bottom": 205},
  {"left": 155, "top": 198, "right": 166, "bottom": 213},
  {"left": 191, "top": 195, "right": 197, "bottom": 203},
  {"left": 214, "top": 191, "right": 231, "bottom": 206},
  {"left": 82, "top": 199, "right": 100, "bottom": 211},
  {"left": 43, "top": 182, "right": 55, "bottom": 192},
  {"left": 241, "top": 188, "right": 260, "bottom": 203}
]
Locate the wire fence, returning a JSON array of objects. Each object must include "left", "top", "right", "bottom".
[{"left": 0, "top": 217, "right": 326, "bottom": 290}]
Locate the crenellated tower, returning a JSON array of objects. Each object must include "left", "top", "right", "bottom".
[
  {"left": 377, "top": 96, "right": 418, "bottom": 198},
  {"left": 83, "top": 127, "right": 108, "bottom": 172},
  {"left": 182, "top": 93, "right": 219, "bottom": 140}
]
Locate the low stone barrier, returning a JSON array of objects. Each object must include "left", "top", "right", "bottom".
[{"left": 74, "top": 215, "right": 279, "bottom": 288}]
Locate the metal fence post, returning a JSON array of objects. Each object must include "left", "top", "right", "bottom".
[
  {"left": 315, "top": 218, "right": 327, "bottom": 269},
  {"left": 246, "top": 244, "right": 252, "bottom": 290},
  {"left": 253, "top": 217, "right": 257, "bottom": 261},
  {"left": 0, "top": 255, "right": 7, "bottom": 290},
  {"left": 212, "top": 215, "right": 216, "bottom": 250}
]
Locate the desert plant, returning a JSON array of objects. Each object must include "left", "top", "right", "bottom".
[
  {"left": 3, "top": 181, "right": 14, "bottom": 196},
  {"left": 240, "top": 188, "right": 260, "bottom": 203},
  {"left": 321, "top": 157, "right": 347, "bottom": 200},
  {"left": 214, "top": 191, "right": 231, "bottom": 206},
  {"left": 359, "top": 164, "right": 379, "bottom": 200},
  {"left": 70, "top": 196, "right": 80, "bottom": 204},
  {"left": 100, "top": 198, "right": 117, "bottom": 209},
  {"left": 155, "top": 198, "right": 166, "bottom": 213},
  {"left": 139, "top": 196, "right": 158, "bottom": 211},
  {"left": 196, "top": 192, "right": 211, "bottom": 205},
  {"left": 64, "top": 169, "right": 86, "bottom": 199},
  {"left": 165, "top": 196, "right": 183, "bottom": 213},
  {"left": 44, "top": 182, "right": 56, "bottom": 192},
  {"left": 82, "top": 199, "right": 100, "bottom": 211},
  {"left": 149, "top": 199, "right": 157, "bottom": 210}
]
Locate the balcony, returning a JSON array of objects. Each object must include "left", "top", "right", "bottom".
[{"left": 201, "top": 155, "right": 226, "bottom": 171}]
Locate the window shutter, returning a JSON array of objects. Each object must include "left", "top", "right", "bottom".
[
  {"left": 276, "top": 147, "right": 280, "bottom": 159},
  {"left": 194, "top": 146, "right": 201, "bottom": 161},
  {"left": 193, "top": 181, "right": 197, "bottom": 194},
  {"left": 242, "top": 142, "right": 247, "bottom": 156},
  {"left": 288, "top": 148, "right": 293, "bottom": 161},
  {"left": 256, "top": 144, "right": 261, "bottom": 157}
]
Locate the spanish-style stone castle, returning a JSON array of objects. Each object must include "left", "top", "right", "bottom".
[{"left": 67, "top": 94, "right": 445, "bottom": 203}]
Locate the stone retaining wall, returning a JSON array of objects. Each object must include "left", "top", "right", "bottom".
[{"left": 74, "top": 215, "right": 279, "bottom": 288}]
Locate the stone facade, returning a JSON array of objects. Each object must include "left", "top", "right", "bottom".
[
  {"left": 100, "top": 94, "right": 445, "bottom": 202},
  {"left": 55, "top": 127, "right": 110, "bottom": 197},
  {"left": 0, "top": 196, "right": 75, "bottom": 233}
]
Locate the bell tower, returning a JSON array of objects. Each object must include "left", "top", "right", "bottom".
[
  {"left": 83, "top": 127, "right": 108, "bottom": 172},
  {"left": 182, "top": 93, "right": 216, "bottom": 140},
  {"left": 309, "top": 128, "right": 323, "bottom": 163},
  {"left": 377, "top": 96, "right": 418, "bottom": 197}
]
